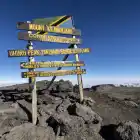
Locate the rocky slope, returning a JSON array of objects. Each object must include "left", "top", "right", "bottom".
[{"left": 0, "top": 81, "right": 139, "bottom": 140}]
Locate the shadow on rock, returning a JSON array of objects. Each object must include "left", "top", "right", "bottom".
[{"left": 99, "top": 124, "right": 117, "bottom": 140}]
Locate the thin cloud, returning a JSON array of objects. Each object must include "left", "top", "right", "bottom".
[{"left": 1, "top": 75, "right": 140, "bottom": 88}]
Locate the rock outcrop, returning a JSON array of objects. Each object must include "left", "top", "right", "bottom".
[
  {"left": 114, "top": 121, "right": 140, "bottom": 140},
  {"left": 91, "top": 84, "right": 115, "bottom": 92},
  {"left": 1, "top": 123, "right": 55, "bottom": 140},
  {"left": 0, "top": 82, "right": 140, "bottom": 140}
]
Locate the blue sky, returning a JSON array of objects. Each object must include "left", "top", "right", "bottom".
[{"left": 0, "top": 0, "right": 140, "bottom": 87}]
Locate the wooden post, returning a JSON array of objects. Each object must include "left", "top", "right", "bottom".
[
  {"left": 71, "top": 17, "right": 84, "bottom": 103},
  {"left": 73, "top": 36, "right": 84, "bottom": 103},
  {"left": 27, "top": 21, "right": 37, "bottom": 125}
]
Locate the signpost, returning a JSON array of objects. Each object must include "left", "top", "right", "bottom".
[
  {"left": 26, "top": 22, "right": 37, "bottom": 125},
  {"left": 8, "top": 48, "right": 90, "bottom": 57},
  {"left": 18, "top": 32, "right": 82, "bottom": 44},
  {"left": 21, "top": 69, "right": 86, "bottom": 78},
  {"left": 17, "top": 22, "right": 81, "bottom": 36},
  {"left": 8, "top": 15, "right": 91, "bottom": 125},
  {"left": 20, "top": 61, "right": 85, "bottom": 69}
]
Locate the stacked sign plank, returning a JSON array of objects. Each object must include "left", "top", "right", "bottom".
[{"left": 8, "top": 15, "right": 91, "bottom": 125}]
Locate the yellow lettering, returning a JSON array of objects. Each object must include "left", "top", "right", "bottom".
[
  {"left": 21, "top": 51, "right": 24, "bottom": 56},
  {"left": 34, "top": 50, "right": 40, "bottom": 56},
  {"left": 27, "top": 50, "right": 34, "bottom": 56},
  {"left": 28, "top": 33, "right": 45, "bottom": 41},
  {"left": 29, "top": 33, "right": 33, "bottom": 38},
  {"left": 29, "top": 24, "right": 44, "bottom": 31},
  {"left": 28, "top": 33, "right": 79, "bottom": 44},
  {"left": 40, "top": 35, "right": 46, "bottom": 41},
  {"left": 41, "top": 50, "right": 47, "bottom": 55},
  {"left": 16, "top": 51, "right": 19, "bottom": 56},
  {"left": 9, "top": 50, "right": 26, "bottom": 56},
  {"left": 9, "top": 51, "right": 17, "bottom": 56},
  {"left": 48, "top": 36, "right": 56, "bottom": 42},
  {"left": 18, "top": 51, "right": 22, "bottom": 56},
  {"left": 29, "top": 24, "right": 34, "bottom": 30},
  {"left": 65, "top": 28, "right": 72, "bottom": 34},
  {"left": 84, "top": 48, "right": 90, "bottom": 53},
  {"left": 47, "top": 26, "right": 53, "bottom": 32},
  {"left": 46, "top": 26, "right": 73, "bottom": 34},
  {"left": 54, "top": 27, "right": 60, "bottom": 32},
  {"left": 52, "top": 49, "right": 59, "bottom": 55},
  {"left": 38, "top": 25, "right": 44, "bottom": 31}
]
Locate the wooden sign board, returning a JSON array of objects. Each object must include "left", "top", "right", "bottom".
[
  {"left": 20, "top": 61, "right": 85, "bottom": 69},
  {"left": 8, "top": 48, "right": 90, "bottom": 57},
  {"left": 18, "top": 32, "right": 81, "bottom": 44},
  {"left": 17, "top": 22, "right": 81, "bottom": 36},
  {"left": 21, "top": 69, "right": 86, "bottom": 78}
]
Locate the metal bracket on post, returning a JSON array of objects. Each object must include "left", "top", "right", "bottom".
[
  {"left": 26, "top": 21, "right": 37, "bottom": 125},
  {"left": 73, "top": 36, "right": 84, "bottom": 103}
]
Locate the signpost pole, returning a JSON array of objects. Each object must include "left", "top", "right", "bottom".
[
  {"left": 73, "top": 37, "right": 84, "bottom": 103},
  {"left": 27, "top": 21, "right": 37, "bottom": 125},
  {"left": 71, "top": 17, "right": 84, "bottom": 103}
]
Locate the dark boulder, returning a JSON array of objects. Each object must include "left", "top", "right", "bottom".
[
  {"left": 46, "top": 112, "right": 85, "bottom": 136},
  {"left": 91, "top": 84, "right": 115, "bottom": 92},
  {"left": 16, "top": 100, "right": 32, "bottom": 121},
  {"left": 1, "top": 123, "right": 55, "bottom": 140},
  {"left": 83, "top": 97, "right": 96, "bottom": 107},
  {"left": 124, "top": 101, "right": 139, "bottom": 108},
  {"left": 67, "top": 103, "right": 102, "bottom": 133},
  {"left": 56, "top": 99, "right": 71, "bottom": 113},
  {"left": 47, "top": 111, "right": 103, "bottom": 139},
  {"left": 56, "top": 80, "right": 73, "bottom": 92},
  {"left": 73, "top": 84, "right": 79, "bottom": 93},
  {"left": 0, "top": 115, "right": 24, "bottom": 137},
  {"left": 64, "top": 132, "right": 104, "bottom": 140},
  {"left": 114, "top": 121, "right": 140, "bottom": 140}
]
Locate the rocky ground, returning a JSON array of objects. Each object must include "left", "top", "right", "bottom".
[{"left": 0, "top": 80, "right": 139, "bottom": 140}]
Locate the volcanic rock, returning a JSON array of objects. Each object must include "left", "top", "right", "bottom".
[
  {"left": 64, "top": 132, "right": 104, "bottom": 140},
  {"left": 91, "top": 84, "right": 115, "bottom": 92},
  {"left": 56, "top": 80, "right": 73, "bottom": 92},
  {"left": 68, "top": 103, "right": 102, "bottom": 123},
  {"left": 47, "top": 111, "right": 103, "bottom": 139},
  {"left": 124, "top": 101, "right": 139, "bottom": 108},
  {"left": 1, "top": 123, "right": 55, "bottom": 140},
  {"left": 16, "top": 100, "right": 32, "bottom": 121},
  {"left": 46, "top": 112, "right": 85, "bottom": 136},
  {"left": 56, "top": 99, "right": 71, "bottom": 113},
  {"left": 48, "top": 80, "right": 73, "bottom": 92},
  {"left": 0, "top": 103, "right": 16, "bottom": 116},
  {"left": 83, "top": 97, "right": 96, "bottom": 107},
  {"left": 73, "top": 84, "right": 79, "bottom": 93},
  {"left": 38, "top": 103, "right": 58, "bottom": 116},
  {"left": 114, "top": 121, "right": 140, "bottom": 140},
  {"left": 0, "top": 115, "right": 24, "bottom": 137}
]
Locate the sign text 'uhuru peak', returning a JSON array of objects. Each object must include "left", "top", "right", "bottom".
[{"left": 8, "top": 48, "right": 90, "bottom": 57}]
